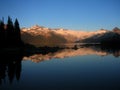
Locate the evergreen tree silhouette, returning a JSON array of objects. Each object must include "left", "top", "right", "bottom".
[
  {"left": 14, "top": 18, "right": 22, "bottom": 46},
  {"left": 0, "top": 19, "right": 5, "bottom": 47},
  {"left": 0, "top": 16, "right": 24, "bottom": 48},
  {"left": 7, "top": 16, "right": 14, "bottom": 47}
]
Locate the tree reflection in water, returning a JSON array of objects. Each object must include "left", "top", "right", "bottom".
[{"left": 0, "top": 52, "right": 23, "bottom": 85}]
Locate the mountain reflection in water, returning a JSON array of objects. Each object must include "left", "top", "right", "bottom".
[{"left": 23, "top": 45, "right": 120, "bottom": 63}]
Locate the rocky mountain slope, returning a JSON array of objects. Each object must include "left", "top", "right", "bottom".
[{"left": 21, "top": 25, "right": 111, "bottom": 47}]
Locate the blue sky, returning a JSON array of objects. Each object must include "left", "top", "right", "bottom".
[{"left": 0, "top": 0, "right": 120, "bottom": 31}]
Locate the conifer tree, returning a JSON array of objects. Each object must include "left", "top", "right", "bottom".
[
  {"left": 0, "top": 17, "right": 23, "bottom": 48},
  {"left": 7, "top": 16, "right": 14, "bottom": 47},
  {"left": 14, "top": 18, "right": 21, "bottom": 44},
  {"left": 0, "top": 19, "right": 5, "bottom": 47}
]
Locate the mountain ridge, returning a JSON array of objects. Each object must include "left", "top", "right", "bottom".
[{"left": 21, "top": 25, "right": 120, "bottom": 47}]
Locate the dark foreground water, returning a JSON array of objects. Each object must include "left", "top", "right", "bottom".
[{"left": 0, "top": 46, "right": 120, "bottom": 90}]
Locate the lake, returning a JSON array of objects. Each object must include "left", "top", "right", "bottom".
[{"left": 0, "top": 45, "right": 120, "bottom": 90}]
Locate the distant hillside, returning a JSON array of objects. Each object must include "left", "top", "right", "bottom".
[
  {"left": 21, "top": 25, "right": 120, "bottom": 47},
  {"left": 81, "top": 27, "right": 120, "bottom": 45}
]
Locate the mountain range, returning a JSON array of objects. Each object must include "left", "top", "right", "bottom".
[{"left": 21, "top": 25, "right": 120, "bottom": 47}]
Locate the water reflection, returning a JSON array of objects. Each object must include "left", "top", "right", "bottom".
[
  {"left": 23, "top": 45, "right": 120, "bottom": 63},
  {"left": 0, "top": 53, "right": 23, "bottom": 85},
  {"left": 0, "top": 45, "right": 120, "bottom": 85},
  {"left": 0, "top": 45, "right": 120, "bottom": 90},
  {"left": 100, "top": 45, "right": 120, "bottom": 57}
]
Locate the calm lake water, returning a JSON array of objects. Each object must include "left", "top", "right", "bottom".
[{"left": 0, "top": 46, "right": 120, "bottom": 90}]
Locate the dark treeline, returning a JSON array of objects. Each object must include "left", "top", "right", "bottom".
[
  {"left": 0, "top": 16, "right": 23, "bottom": 48},
  {"left": 0, "top": 17, "right": 23, "bottom": 85}
]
